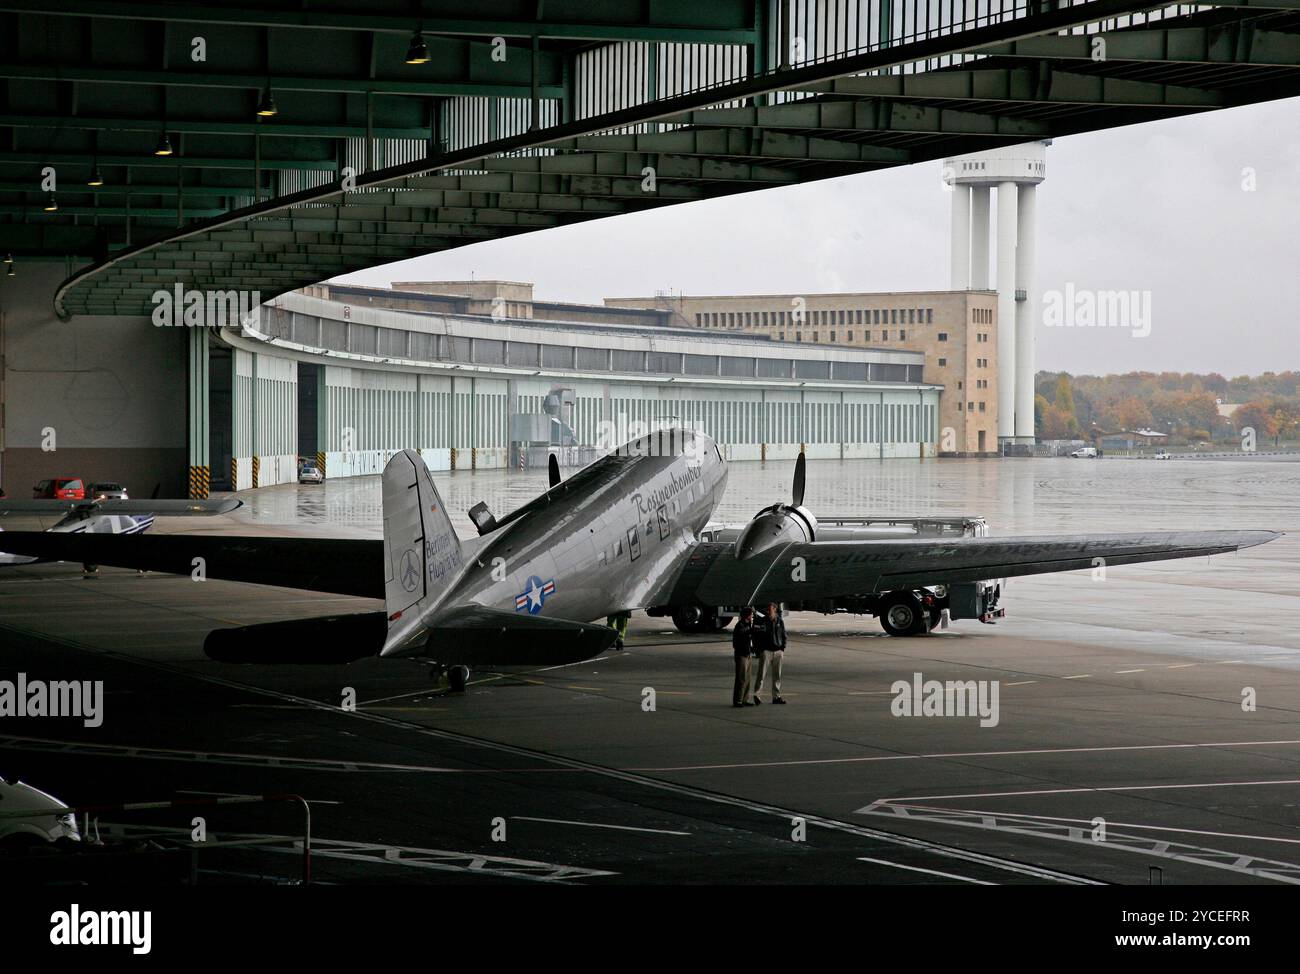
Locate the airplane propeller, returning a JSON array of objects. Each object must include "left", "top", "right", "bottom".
[
  {"left": 548, "top": 453, "right": 561, "bottom": 489},
  {"left": 792, "top": 451, "right": 806, "bottom": 508}
]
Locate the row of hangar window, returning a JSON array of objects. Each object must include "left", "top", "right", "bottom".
[
  {"left": 314, "top": 387, "right": 936, "bottom": 451},
  {"left": 610, "top": 397, "right": 937, "bottom": 446},
  {"left": 696, "top": 308, "right": 935, "bottom": 329},
  {"left": 265, "top": 310, "right": 922, "bottom": 384},
  {"left": 782, "top": 329, "right": 907, "bottom": 344}
]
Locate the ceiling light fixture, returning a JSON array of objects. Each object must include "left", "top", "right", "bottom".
[
  {"left": 256, "top": 87, "right": 278, "bottom": 117},
  {"left": 405, "top": 30, "right": 430, "bottom": 64}
]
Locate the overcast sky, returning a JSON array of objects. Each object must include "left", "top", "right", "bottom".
[{"left": 336, "top": 96, "right": 1300, "bottom": 378}]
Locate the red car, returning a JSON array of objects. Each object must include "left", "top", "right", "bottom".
[{"left": 32, "top": 478, "right": 85, "bottom": 500}]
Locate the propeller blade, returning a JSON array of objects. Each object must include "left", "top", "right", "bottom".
[
  {"left": 548, "top": 453, "right": 561, "bottom": 489},
  {"left": 792, "top": 452, "right": 806, "bottom": 508}
]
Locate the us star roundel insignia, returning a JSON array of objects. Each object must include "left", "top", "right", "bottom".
[{"left": 514, "top": 575, "right": 556, "bottom": 614}]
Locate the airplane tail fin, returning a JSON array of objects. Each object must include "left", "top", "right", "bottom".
[{"left": 381, "top": 449, "right": 465, "bottom": 656}]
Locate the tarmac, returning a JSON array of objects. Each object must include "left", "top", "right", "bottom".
[{"left": 2, "top": 454, "right": 1297, "bottom": 885}]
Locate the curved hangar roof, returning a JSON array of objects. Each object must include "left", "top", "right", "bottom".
[{"left": 0, "top": 2, "right": 1293, "bottom": 317}]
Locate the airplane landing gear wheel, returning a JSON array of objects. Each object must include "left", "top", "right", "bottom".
[
  {"left": 448, "top": 665, "right": 470, "bottom": 693},
  {"left": 880, "top": 592, "right": 927, "bottom": 637},
  {"left": 671, "top": 605, "right": 704, "bottom": 634}
]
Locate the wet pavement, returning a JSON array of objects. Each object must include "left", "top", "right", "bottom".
[{"left": 2, "top": 453, "right": 1298, "bottom": 884}]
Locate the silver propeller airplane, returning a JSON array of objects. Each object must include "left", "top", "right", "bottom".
[
  {"left": 0, "top": 428, "right": 1279, "bottom": 692},
  {"left": 0, "top": 497, "right": 242, "bottom": 566}
]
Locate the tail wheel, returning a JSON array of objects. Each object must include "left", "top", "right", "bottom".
[
  {"left": 448, "top": 665, "right": 470, "bottom": 693},
  {"left": 880, "top": 592, "right": 928, "bottom": 637}
]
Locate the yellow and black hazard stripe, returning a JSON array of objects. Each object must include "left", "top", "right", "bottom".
[
  {"left": 231, "top": 457, "right": 238, "bottom": 489},
  {"left": 188, "top": 464, "right": 210, "bottom": 499},
  {"left": 449, "top": 447, "right": 458, "bottom": 470},
  {"left": 251, "top": 455, "right": 261, "bottom": 489},
  {"left": 316, "top": 451, "right": 326, "bottom": 478}
]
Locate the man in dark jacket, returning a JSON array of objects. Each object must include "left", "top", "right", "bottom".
[
  {"left": 757, "top": 602, "right": 788, "bottom": 704},
  {"left": 732, "top": 606, "right": 756, "bottom": 707}
]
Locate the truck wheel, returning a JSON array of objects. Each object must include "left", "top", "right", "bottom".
[{"left": 880, "top": 593, "right": 927, "bottom": 637}]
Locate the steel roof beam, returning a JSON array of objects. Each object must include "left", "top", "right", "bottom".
[
  {"left": 0, "top": 64, "right": 565, "bottom": 100},
  {"left": 796, "top": 66, "right": 1224, "bottom": 107},
  {"left": 576, "top": 108, "right": 1048, "bottom": 153},
  {"left": 479, "top": 152, "right": 804, "bottom": 185},
  {"left": 980, "top": 26, "right": 1300, "bottom": 67},
  {"left": 0, "top": 112, "right": 437, "bottom": 141},
  {"left": 0, "top": 151, "right": 337, "bottom": 171},
  {"left": 0, "top": 2, "right": 758, "bottom": 43}
]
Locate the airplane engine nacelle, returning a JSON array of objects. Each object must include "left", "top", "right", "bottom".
[{"left": 733, "top": 504, "right": 817, "bottom": 560}]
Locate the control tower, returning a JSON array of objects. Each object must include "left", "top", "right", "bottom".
[{"left": 945, "top": 142, "right": 1048, "bottom": 451}]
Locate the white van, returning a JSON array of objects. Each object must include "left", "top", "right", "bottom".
[{"left": 1070, "top": 447, "right": 1098, "bottom": 458}]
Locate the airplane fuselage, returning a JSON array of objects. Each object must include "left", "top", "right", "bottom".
[{"left": 433, "top": 431, "right": 727, "bottom": 626}]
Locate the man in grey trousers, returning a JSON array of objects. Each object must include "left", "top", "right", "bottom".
[
  {"left": 732, "top": 606, "right": 756, "bottom": 707},
  {"left": 756, "top": 602, "right": 788, "bottom": 704}
]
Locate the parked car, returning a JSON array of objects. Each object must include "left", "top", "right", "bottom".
[
  {"left": 0, "top": 776, "right": 80, "bottom": 853},
  {"left": 32, "top": 478, "right": 85, "bottom": 500},
  {"left": 1069, "top": 447, "right": 1098, "bottom": 459},
  {"left": 298, "top": 463, "right": 323, "bottom": 485},
  {"left": 1154, "top": 449, "right": 1170, "bottom": 460},
  {"left": 87, "top": 482, "right": 128, "bottom": 500}
]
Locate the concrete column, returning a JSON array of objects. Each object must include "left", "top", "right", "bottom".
[
  {"left": 970, "top": 186, "right": 991, "bottom": 290},
  {"left": 1015, "top": 182, "right": 1037, "bottom": 443},
  {"left": 996, "top": 181, "right": 1018, "bottom": 446},
  {"left": 187, "top": 327, "right": 210, "bottom": 498},
  {"left": 249, "top": 352, "right": 259, "bottom": 487},
  {"left": 316, "top": 366, "right": 328, "bottom": 477},
  {"left": 949, "top": 183, "right": 971, "bottom": 289}
]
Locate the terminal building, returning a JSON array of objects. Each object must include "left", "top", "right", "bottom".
[
  {"left": 209, "top": 281, "right": 944, "bottom": 493},
  {"left": 0, "top": 273, "right": 958, "bottom": 500},
  {"left": 604, "top": 289, "right": 999, "bottom": 456}
]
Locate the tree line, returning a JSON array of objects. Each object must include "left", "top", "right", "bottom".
[{"left": 1033, "top": 371, "right": 1300, "bottom": 444}]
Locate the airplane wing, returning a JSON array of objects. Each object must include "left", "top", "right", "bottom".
[
  {"left": 203, "top": 604, "right": 616, "bottom": 665},
  {"left": 400, "top": 604, "right": 618, "bottom": 664},
  {"left": 0, "top": 498, "right": 243, "bottom": 517},
  {"left": 0, "top": 531, "right": 383, "bottom": 598},
  {"left": 680, "top": 530, "right": 1282, "bottom": 606}
]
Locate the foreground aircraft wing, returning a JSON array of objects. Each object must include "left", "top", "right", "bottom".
[
  {"left": 0, "top": 531, "right": 383, "bottom": 598},
  {"left": 683, "top": 530, "right": 1282, "bottom": 606},
  {"left": 0, "top": 498, "right": 243, "bottom": 517},
  {"left": 385, "top": 604, "right": 617, "bottom": 664},
  {"left": 204, "top": 604, "right": 616, "bottom": 665}
]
